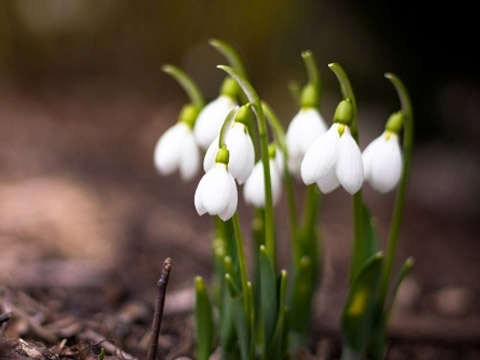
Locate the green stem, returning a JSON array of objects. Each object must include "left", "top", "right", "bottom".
[
  {"left": 378, "top": 73, "right": 414, "bottom": 308},
  {"left": 302, "top": 184, "right": 321, "bottom": 243},
  {"left": 233, "top": 213, "right": 250, "bottom": 318},
  {"left": 209, "top": 38, "right": 248, "bottom": 77},
  {"left": 161, "top": 64, "right": 205, "bottom": 109},
  {"left": 328, "top": 63, "right": 365, "bottom": 283},
  {"left": 261, "top": 101, "right": 299, "bottom": 236},
  {"left": 302, "top": 50, "right": 321, "bottom": 99},
  {"left": 218, "top": 108, "right": 240, "bottom": 148},
  {"left": 219, "top": 65, "right": 276, "bottom": 267}
]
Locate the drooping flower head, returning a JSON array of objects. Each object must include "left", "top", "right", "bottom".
[
  {"left": 194, "top": 146, "right": 238, "bottom": 221},
  {"left": 301, "top": 99, "right": 364, "bottom": 194},
  {"left": 154, "top": 104, "right": 201, "bottom": 181},
  {"left": 286, "top": 84, "right": 328, "bottom": 177},
  {"left": 243, "top": 144, "right": 283, "bottom": 208},
  {"left": 193, "top": 77, "right": 239, "bottom": 150},
  {"left": 363, "top": 111, "right": 403, "bottom": 193},
  {"left": 203, "top": 105, "right": 255, "bottom": 184}
]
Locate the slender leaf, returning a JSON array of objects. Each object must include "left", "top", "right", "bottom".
[
  {"left": 259, "top": 245, "right": 278, "bottom": 352},
  {"left": 195, "top": 277, "right": 214, "bottom": 360},
  {"left": 341, "top": 253, "right": 384, "bottom": 353}
]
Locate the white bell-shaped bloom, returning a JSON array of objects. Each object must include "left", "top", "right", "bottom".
[
  {"left": 154, "top": 122, "right": 200, "bottom": 181},
  {"left": 194, "top": 163, "right": 238, "bottom": 221},
  {"left": 193, "top": 95, "right": 237, "bottom": 150},
  {"left": 243, "top": 155, "right": 282, "bottom": 208},
  {"left": 362, "top": 131, "right": 402, "bottom": 193},
  {"left": 301, "top": 123, "right": 364, "bottom": 195},
  {"left": 203, "top": 122, "right": 255, "bottom": 184},
  {"left": 285, "top": 108, "right": 328, "bottom": 177}
]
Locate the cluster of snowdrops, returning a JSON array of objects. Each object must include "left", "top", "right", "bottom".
[{"left": 153, "top": 39, "right": 413, "bottom": 360}]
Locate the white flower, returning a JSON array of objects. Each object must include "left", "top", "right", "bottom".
[
  {"left": 203, "top": 122, "right": 255, "bottom": 184},
  {"left": 193, "top": 95, "right": 237, "bottom": 150},
  {"left": 362, "top": 131, "right": 402, "bottom": 193},
  {"left": 285, "top": 108, "right": 328, "bottom": 177},
  {"left": 154, "top": 122, "right": 200, "bottom": 181},
  {"left": 243, "top": 156, "right": 282, "bottom": 208},
  {"left": 301, "top": 123, "right": 364, "bottom": 194},
  {"left": 194, "top": 163, "right": 238, "bottom": 221}
]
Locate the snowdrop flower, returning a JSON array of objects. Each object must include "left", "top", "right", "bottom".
[
  {"left": 285, "top": 84, "right": 328, "bottom": 177},
  {"left": 194, "top": 147, "right": 238, "bottom": 221},
  {"left": 193, "top": 78, "right": 238, "bottom": 150},
  {"left": 301, "top": 100, "right": 364, "bottom": 195},
  {"left": 203, "top": 106, "right": 255, "bottom": 184},
  {"left": 243, "top": 145, "right": 282, "bottom": 207},
  {"left": 154, "top": 104, "right": 200, "bottom": 181},
  {"left": 286, "top": 107, "right": 327, "bottom": 177},
  {"left": 363, "top": 112, "right": 403, "bottom": 193}
]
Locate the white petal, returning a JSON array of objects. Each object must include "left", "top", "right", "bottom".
[
  {"left": 301, "top": 124, "right": 340, "bottom": 185},
  {"left": 286, "top": 108, "right": 328, "bottom": 176},
  {"left": 274, "top": 148, "right": 285, "bottom": 178},
  {"left": 243, "top": 160, "right": 282, "bottom": 208},
  {"left": 193, "top": 96, "right": 237, "bottom": 149},
  {"left": 225, "top": 123, "right": 255, "bottom": 184},
  {"left": 316, "top": 166, "right": 340, "bottom": 194},
  {"left": 194, "top": 174, "right": 207, "bottom": 216},
  {"left": 201, "top": 164, "right": 236, "bottom": 215},
  {"left": 179, "top": 131, "right": 201, "bottom": 181},
  {"left": 218, "top": 174, "right": 238, "bottom": 221},
  {"left": 369, "top": 134, "right": 402, "bottom": 193},
  {"left": 203, "top": 137, "right": 219, "bottom": 172},
  {"left": 153, "top": 123, "right": 185, "bottom": 176},
  {"left": 335, "top": 128, "right": 364, "bottom": 195},
  {"left": 362, "top": 135, "right": 383, "bottom": 179},
  {"left": 270, "top": 162, "right": 282, "bottom": 206}
]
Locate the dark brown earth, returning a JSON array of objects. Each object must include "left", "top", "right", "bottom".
[{"left": 0, "top": 81, "right": 479, "bottom": 359}]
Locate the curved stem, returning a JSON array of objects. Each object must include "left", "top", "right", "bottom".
[
  {"left": 328, "top": 63, "right": 358, "bottom": 140},
  {"left": 218, "top": 65, "right": 275, "bottom": 267},
  {"left": 261, "top": 101, "right": 299, "bottom": 236},
  {"left": 209, "top": 38, "right": 248, "bottom": 77},
  {"left": 378, "top": 73, "right": 414, "bottom": 308},
  {"left": 162, "top": 64, "right": 205, "bottom": 109},
  {"left": 233, "top": 212, "right": 250, "bottom": 318},
  {"left": 218, "top": 108, "right": 239, "bottom": 148},
  {"left": 302, "top": 50, "right": 321, "bottom": 101},
  {"left": 329, "top": 62, "right": 364, "bottom": 283}
]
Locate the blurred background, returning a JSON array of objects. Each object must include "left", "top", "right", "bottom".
[{"left": 0, "top": 0, "right": 479, "bottom": 352}]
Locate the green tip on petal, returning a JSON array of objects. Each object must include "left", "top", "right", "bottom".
[
  {"left": 234, "top": 105, "right": 254, "bottom": 126},
  {"left": 178, "top": 104, "right": 199, "bottom": 129},
  {"left": 333, "top": 99, "right": 354, "bottom": 126},
  {"left": 385, "top": 111, "right": 404, "bottom": 134},
  {"left": 215, "top": 146, "right": 230, "bottom": 165},
  {"left": 300, "top": 83, "right": 319, "bottom": 108},
  {"left": 220, "top": 77, "right": 240, "bottom": 99}
]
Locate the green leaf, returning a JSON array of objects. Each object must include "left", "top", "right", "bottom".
[
  {"left": 288, "top": 255, "right": 315, "bottom": 352},
  {"left": 195, "top": 276, "right": 214, "bottom": 360},
  {"left": 219, "top": 286, "right": 237, "bottom": 353},
  {"left": 268, "top": 271, "right": 289, "bottom": 359},
  {"left": 387, "top": 257, "right": 415, "bottom": 315},
  {"left": 341, "top": 253, "right": 384, "bottom": 353},
  {"left": 362, "top": 204, "right": 380, "bottom": 260},
  {"left": 231, "top": 293, "right": 250, "bottom": 360},
  {"left": 259, "top": 245, "right": 278, "bottom": 353}
]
